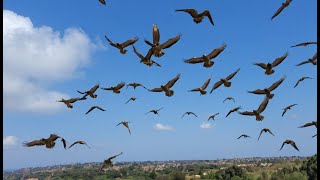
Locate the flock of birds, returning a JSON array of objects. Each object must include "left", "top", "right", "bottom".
[{"left": 22, "top": 0, "right": 317, "bottom": 172}]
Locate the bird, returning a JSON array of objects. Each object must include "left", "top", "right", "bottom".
[
  {"left": 225, "top": 106, "right": 242, "bottom": 118},
  {"left": 291, "top": 42, "right": 317, "bottom": 48},
  {"left": 101, "top": 82, "right": 125, "bottom": 94},
  {"left": 85, "top": 106, "right": 106, "bottom": 115},
  {"left": 61, "top": 138, "right": 68, "bottom": 149},
  {"left": 77, "top": 84, "right": 100, "bottom": 98},
  {"left": 208, "top": 113, "right": 219, "bottom": 121},
  {"left": 254, "top": 52, "right": 288, "bottom": 75},
  {"left": 294, "top": 77, "right": 313, "bottom": 88},
  {"left": 188, "top": 77, "right": 211, "bottom": 95},
  {"left": 126, "top": 83, "right": 148, "bottom": 90},
  {"left": 99, "top": 0, "right": 106, "bottom": 5},
  {"left": 237, "top": 134, "right": 251, "bottom": 139},
  {"left": 281, "top": 104, "right": 298, "bottom": 117},
  {"left": 116, "top": 121, "right": 131, "bottom": 135},
  {"left": 68, "top": 140, "right": 91, "bottom": 149},
  {"left": 247, "top": 76, "right": 286, "bottom": 99},
  {"left": 144, "top": 24, "right": 181, "bottom": 57},
  {"left": 145, "top": 107, "right": 163, "bottom": 116},
  {"left": 175, "top": 9, "right": 214, "bottom": 26},
  {"left": 149, "top": 74, "right": 180, "bottom": 97},
  {"left": 223, "top": 97, "right": 235, "bottom": 103},
  {"left": 296, "top": 52, "right": 317, "bottom": 66},
  {"left": 298, "top": 121, "right": 317, "bottom": 128},
  {"left": 125, "top": 97, "right": 138, "bottom": 104},
  {"left": 312, "top": 134, "right": 317, "bottom": 138},
  {"left": 238, "top": 97, "right": 269, "bottom": 121},
  {"left": 98, "top": 152, "right": 124, "bottom": 172},
  {"left": 210, "top": 68, "right": 240, "bottom": 93},
  {"left": 279, "top": 140, "right": 299, "bottom": 151},
  {"left": 132, "top": 46, "right": 161, "bottom": 67},
  {"left": 181, "top": 112, "right": 198, "bottom": 118},
  {"left": 271, "top": 0, "right": 293, "bottom": 20},
  {"left": 104, "top": 35, "right": 138, "bottom": 54},
  {"left": 257, "top": 128, "right": 275, "bottom": 141},
  {"left": 57, "top": 97, "right": 87, "bottom": 108},
  {"left": 184, "top": 44, "right": 227, "bottom": 68},
  {"left": 23, "top": 134, "right": 63, "bottom": 149}
]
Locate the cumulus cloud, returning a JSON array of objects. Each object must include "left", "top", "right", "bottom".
[
  {"left": 153, "top": 123, "right": 175, "bottom": 131},
  {"left": 200, "top": 122, "right": 213, "bottom": 129},
  {"left": 3, "top": 136, "right": 18, "bottom": 147},
  {"left": 3, "top": 10, "right": 95, "bottom": 113}
]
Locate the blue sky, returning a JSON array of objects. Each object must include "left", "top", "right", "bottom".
[{"left": 3, "top": 0, "right": 317, "bottom": 170}]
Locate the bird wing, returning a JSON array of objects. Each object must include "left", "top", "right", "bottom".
[
  {"left": 175, "top": 9, "right": 199, "bottom": 18},
  {"left": 311, "top": 52, "right": 317, "bottom": 61},
  {"left": 271, "top": 52, "right": 288, "bottom": 67},
  {"left": 268, "top": 76, "right": 286, "bottom": 91},
  {"left": 121, "top": 37, "right": 139, "bottom": 47},
  {"left": 104, "top": 36, "right": 118, "bottom": 48},
  {"left": 68, "top": 141, "right": 79, "bottom": 149},
  {"left": 89, "top": 84, "right": 100, "bottom": 93},
  {"left": 145, "top": 48, "right": 155, "bottom": 61},
  {"left": 160, "top": 34, "right": 181, "bottom": 49},
  {"left": 151, "top": 60, "right": 161, "bottom": 67},
  {"left": 237, "top": 135, "right": 244, "bottom": 139},
  {"left": 254, "top": 63, "right": 268, "bottom": 69},
  {"left": 165, "top": 74, "right": 180, "bottom": 88},
  {"left": 149, "top": 87, "right": 163, "bottom": 92},
  {"left": 127, "top": 126, "right": 131, "bottom": 135},
  {"left": 294, "top": 80, "right": 300, "bottom": 88},
  {"left": 207, "top": 44, "right": 227, "bottom": 59},
  {"left": 114, "top": 82, "right": 125, "bottom": 90},
  {"left": 132, "top": 45, "right": 144, "bottom": 59},
  {"left": 225, "top": 110, "right": 234, "bottom": 117},
  {"left": 267, "top": 129, "right": 275, "bottom": 136},
  {"left": 226, "top": 68, "right": 240, "bottom": 80},
  {"left": 125, "top": 98, "right": 132, "bottom": 104},
  {"left": 184, "top": 57, "right": 204, "bottom": 64},
  {"left": 181, "top": 113, "right": 187, "bottom": 118},
  {"left": 271, "top": 1, "right": 289, "bottom": 20},
  {"left": 257, "top": 130, "right": 264, "bottom": 141},
  {"left": 157, "top": 107, "right": 164, "bottom": 111},
  {"left": 77, "top": 90, "right": 86, "bottom": 94},
  {"left": 257, "top": 97, "right": 269, "bottom": 113},
  {"left": 23, "top": 140, "right": 46, "bottom": 147},
  {"left": 101, "top": 87, "right": 113, "bottom": 91},
  {"left": 152, "top": 24, "right": 160, "bottom": 45},
  {"left": 61, "top": 138, "right": 67, "bottom": 149},
  {"left": 282, "top": 108, "right": 288, "bottom": 117},
  {"left": 99, "top": 0, "right": 106, "bottom": 5},
  {"left": 116, "top": 122, "right": 122, "bottom": 126},
  {"left": 312, "top": 134, "right": 317, "bottom": 138},
  {"left": 48, "top": 134, "right": 60, "bottom": 141},
  {"left": 84, "top": 142, "right": 91, "bottom": 149},
  {"left": 108, "top": 152, "right": 124, "bottom": 160},
  {"left": 290, "top": 142, "right": 300, "bottom": 151},
  {"left": 200, "top": 10, "right": 214, "bottom": 26},
  {"left": 239, "top": 111, "right": 255, "bottom": 116},
  {"left": 288, "top": 104, "right": 298, "bottom": 108},
  {"left": 201, "top": 77, "right": 211, "bottom": 90},
  {"left": 296, "top": 60, "right": 310, "bottom": 66},
  {"left": 248, "top": 89, "right": 265, "bottom": 94},
  {"left": 279, "top": 142, "right": 286, "bottom": 150},
  {"left": 191, "top": 112, "right": 198, "bottom": 117},
  {"left": 96, "top": 106, "right": 106, "bottom": 111},
  {"left": 144, "top": 40, "right": 154, "bottom": 47},
  {"left": 189, "top": 88, "right": 201, "bottom": 92},
  {"left": 210, "top": 80, "right": 223, "bottom": 93},
  {"left": 86, "top": 106, "right": 96, "bottom": 115},
  {"left": 299, "top": 122, "right": 315, "bottom": 128}
]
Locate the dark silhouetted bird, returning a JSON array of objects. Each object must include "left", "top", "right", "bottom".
[
  {"left": 281, "top": 104, "right": 297, "bottom": 117},
  {"left": 125, "top": 97, "right": 138, "bottom": 104},
  {"left": 145, "top": 107, "right": 163, "bottom": 116},
  {"left": 257, "top": 128, "right": 275, "bottom": 141},
  {"left": 99, "top": 0, "right": 106, "bottom": 5},
  {"left": 105, "top": 35, "right": 138, "bottom": 54},
  {"left": 68, "top": 140, "right": 91, "bottom": 149},
  {"left": 210, "top": 68, "right": 240, "bottom": 93},
  {"left": 248, "top": 76, "right": 286, "bottom": 99},
  {"left": 181, "top": 112, "right": 198, "bottom": 118},
  {"left": 57, "top": 97, "right": 87, "bottom": 108},
  {"left": 175, "top": 9, "right": 214, "bottom": 26},
  {"left": 223, "top": 97, "right": 235, "bottom": 103},
  {"left": 61, "top": 138, "right": 68, "bottom": 149},
  {"left": 294, "top": 77, "right": 313, "bottom": 88},
  {"left": 149, "top": 74, "right": 180, "bottom": 97},
  {"left": 77, "top": 84, "right": 99, "bottom": 98},
  {"left": 237, "top": 134, "right": 251, "bottom": 139},
  {"left": 254, "top": 52, "right": 288, "bottom": 75},
  {"left": 296, "top": 52, "right": 317, "bottom": 66},
  {"left": 126, "top": 83, "right": 148, "bottom": 90},
  {"left": 238, "top": 97, "right": 269, "bottom": 121},
  {"left": 101, "top": 82, "right": 125, "bottom": 94},
  {"left": 188, "top": 77, "right": 211, "bottom": 95},
  {"left": 98, "top": 152, "right": 123, "bottom": 171},
  {"left": 226, "top": 106, "right": 242, "bottom": 118},
  {"left": 312, "top": 134, "right": 317, "bottom": 138},
  {"left": 271, "top": 0, "right": 292, "bottom": 20},
  {"left": 86, "top": 106, "right": 106, "bottom": 115},
  {"left": 23, "top": 134, "right": 64, "bottom": 149},
  {"left": 117, "top": 121, "right": 131, "bottom": 135},
  {"left": 298, "top": 121, "right": 317, "bottom": 128},
  {"left": 291, "top": 42, "right": 317, "bottom": 48},
  {"left": 279, "top": 140, "right": 299, "bottom": 151},
  {"left": 208, "top": 113, "right": 219, "bottom": 121}
]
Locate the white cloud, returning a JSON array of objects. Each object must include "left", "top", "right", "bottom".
[
  {"left": 3, "top": 10, "right": 95, "bottom": 113},
  {"left": 3, "top": 136, "right": 18, "bottom": 147},
  {"left": 200, "top": 122, "right": 213, "bottom": 129},
  {"left": 153, "top": 123, "right": 175, "bottom": 131}
]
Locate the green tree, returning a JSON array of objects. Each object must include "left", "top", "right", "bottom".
[
  {"left": 149, "top": 170, "right": 157, "bottom": 179},
  {"left": 300, "top": 154, "right": 317, "bottom": 180}
]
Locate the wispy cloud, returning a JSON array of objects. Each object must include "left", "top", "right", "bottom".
[
  {"left": 200, "top": 122, "right": 213, "bottom": 129},
  {"left": 153, "top": 123, "right": 175, "bottom": 131},
  {"left": 3, "top": 136, "right": 18, "bottom": 148}
]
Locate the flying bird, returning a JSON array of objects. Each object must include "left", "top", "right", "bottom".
[
  {"left": 23, "top": 134, "right": 63, "bottom": 149},
  {"left": 210, "top": 68, "right": 240, "bottom": 93},
  {"left": 237, "top": 134, "right": 251, "bottom": 139},
  {"left": 101, "top": 82, "right": 125, "bottom": 94},
  {"left": 181, "top": 112, "right": 198, "bottom": 118},
  {"left": 225, "top": 106, "right": 242, "bottom": 118},
  {"left": 125, "top": 97, "right": 138, "bottom": 104},
  {"left": 312, "top": 134, "right": 317, "bottom": 138},
  {"left": 175, "top": 9, "right": 214, "bottom": 26},
  {"left": 99, "top": 0, "right": 106, "bottom": 5},
  {"left": 116, "top": 121, "right": 131, "bottom": 135},
  {"left": 247, "top": 76, "right": 286, "bottom": 99},
  {"left": 281, "top": 104, "right": 297, "bottom": 117},
  {"left": 294, "top": 77, "right": 313, "bottom": 88},
  {"left": 85, "top": 106, "right": 106, "bottom": 115},
  {"left": 208, "top": 113, "right": 219, "bottom": 121},
  {"left": 291, "top": 42, "right": 317, "bottom": 48},
  {"left": 98, "top": 152, "right": 124, "bottom": 171},
  {"left": 57, "top": 97, "right": 87, "bottom": 108},
  {"left": 77, "top": 84, "right": 100, "bottom": 98},
  {"left": 145, "top": 107, "right": 163, "bottom": 116},
  {"left": 257, "top": 128, "right": 275, "bottom": 141},
  {"left": 184, "top": 44, "right": 227, "bottom": 68},
  {"left": 149, "top": 74, "right": 180, "bottom": 97},
  {"left": 61, "top": 138, "right": 68, "bottom": 150},
  {"left": 105, "top": 35, "right": 138, "bottom": 54},
  {"left": 188, "top": 77, "right": 211, "bottom": 95},
  {"left": 132, "top": 46, "right": 161, "bottom": 67},
  {"left": 223, "top": 97, "right": 235, "bottom": 103},
  {"left": 68, "top": 141, "right": 91, "bottom": 149},
  {"left": 126, "top": 83, "right": 148, "bottom": 90},
  {"left": 279, "top": 140, "right": 299, "bottom": 151},
  {"left": 254, "top": 52, "right": 288, "bottom": 75},
  {"left": 298, "top": 121, "right": 317, "bottom": 128},
  {"left": 296, "top": 52, "right": 317, "bottom": 66},
  {"left": 271, "top": 0, "right": 293, "bottom": 20},
  {"left": 144, "top": 24, "right": 181, "bottom": 57},
  {"left": 238, "top": 97, "right": 269, "bottom": 121}
]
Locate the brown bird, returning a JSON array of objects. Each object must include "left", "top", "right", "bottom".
[
  {"left": 208, "top": 113, "right": 219, "bottom": 121},
  {"left": 254, "top": 52, "right": 288, "bottom": 75},
  {"left": 237, "top": 134, "right": 251, "bottom": 139},
  {"left": 248, "top": 76, "right": 286, "bottom": 99},
  {"left": 210, "top": 68, "right": 240, "bottom": 93},
  {"left": 145, "top": 107, "right": 163, "bottom": 116},
  {"left": 298, "top": 121, "right": 317, "bottom": 128},
  {"left": 23, "top": 134, "right": 63, "bottom": 149},
  {"left": 126, "top": 83, "right": 148, "bottom": 90},
  {"left": 226, "top": 106, "right": 242, "bottom": 118},
  {"left": 281, "top": 104, "right": 297, "bottom": 117},
  {"left": 116, "top": 121, "right": 131, "bottom": 135},
  {"left": 188, "top": 77, "right": 211, "bottom": 95},
  {"left": 271, "top": 0, "right": 292, "bottom": 20},
  {"left": 104, "top": 35, "right": 138, "bottom": 54},
  {"left": 149, "top": 74, "right": 180, "bottom": 97},
  {"left": 296, "top": 52, "right": 317, "bottom": 66},
  {"left": 99, "top": 0, "right": 106, "bottom": 5},
  {"left": 57, "top": 96, "right": 87, "bottom": 108},
  {"left": 184, "top": 44, "right": 227, "bottom": 68},
  {"left": 101, "top": 82, "right": 125, "bottom": 94},
  {"left": 291, "top": 42, "right": 317, "bottom": 48},
  {"left": 68, "top": 140, "right": 91, "bottom": 149},
  {"left": 125, "top": 97, "right": 138, "bottom": 104},
  {"left": 223, "top": 97, "right": 235, "bottom": 103},
  {"left": 175, "top": 9, "right": 214, "bottom": 26},
  {"left": 294, "top": 77, "right": 313, "bottom": 88},
  {"left": 77, "top": 84, "right": 100, "bottom": 98},
  {"left": 144, "top": 24, "right": 181, "bottom": 57},
  {"left": 98, "top": 152, "right": 124, "bottom": 172},
  {"left": 279, "top": 140, "right": 299, "bottom": 151},
  {"left": 85, "top": 106, "right": 106, "bottom": 115},
  {"left": 238, "top": 97, "right": 269, "bottom": 121},
  {"left": 132, "top": 46, "right": 161, "bottom": 67},
  {"left": 257, "top": 128, "right": 275, "bottom": 141},
  {"left": 181, "top": 112, "right": 198, "bottom": 118}
]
